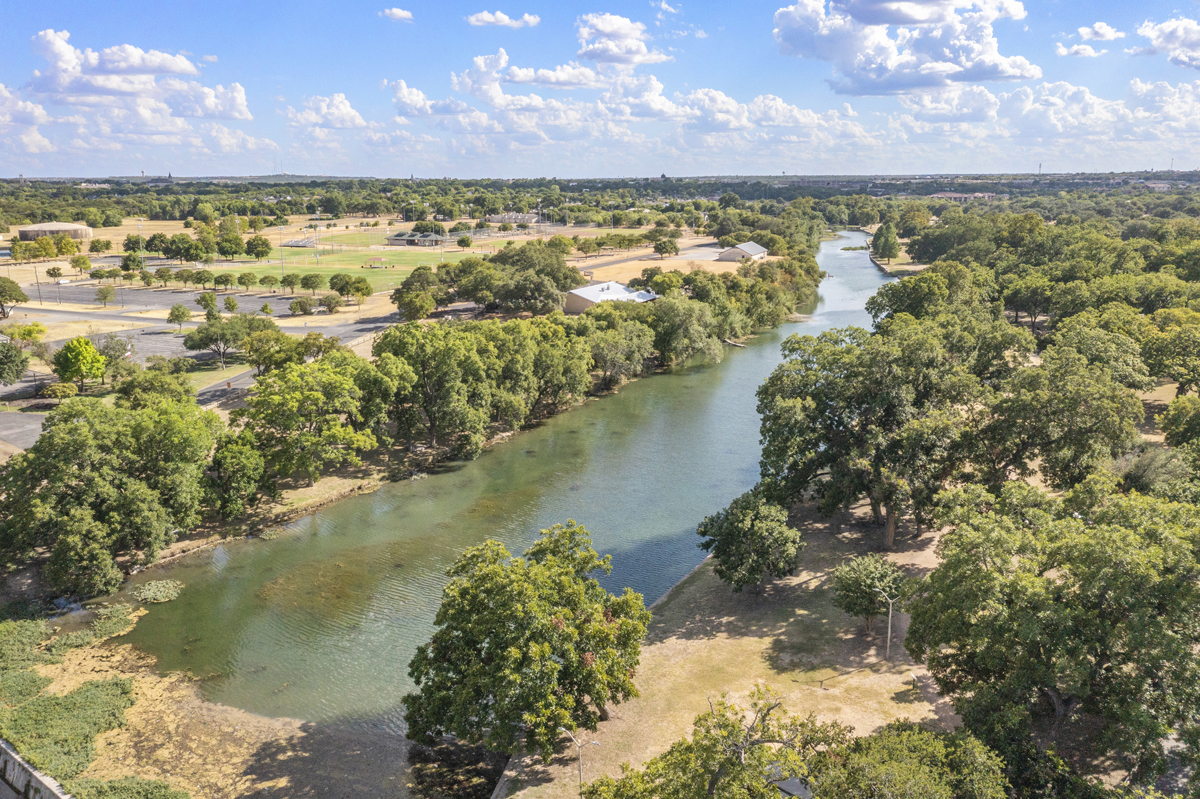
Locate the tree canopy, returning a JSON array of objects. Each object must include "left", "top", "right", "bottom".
[{"left": 404, "top": 521, "right": 652, "bottom": 761}]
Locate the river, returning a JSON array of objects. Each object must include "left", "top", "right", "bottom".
[{"left": 120, "top": 230, "right": 889, "bottom": 733}]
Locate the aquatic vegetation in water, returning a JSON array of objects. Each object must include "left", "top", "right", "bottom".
[{"left": 134, "top": 580, "right": 185, "bottom": 604}]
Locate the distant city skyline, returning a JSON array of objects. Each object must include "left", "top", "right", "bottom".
[{"left": 2, "top": 0, "right": 1199, "bottom": 178}]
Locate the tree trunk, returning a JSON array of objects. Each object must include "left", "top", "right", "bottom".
[
  {"left": 870, "top": 497, "right": 882, "bottom": 526},
  {"left": 883, "top": 503, "right": 897, "bottom": 550}
]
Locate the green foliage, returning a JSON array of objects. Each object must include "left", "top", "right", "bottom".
[
  {"left": 319, "top": 293, "right": 344, "bottom": 314},
  {"left": 830, "top": 554, "right": 905, "bottom": 629},
  {"left": 46, "top": 630, "right": 94, "bottom": 657},
  {"left": 812, "top": 721, "right": 1008, "bottom": 799},
  {"left": 233, "top": 359, "right": 376, "bottom": 485},
  {"left": 1, "top": 677, "right": 134, "bottom": 779},
  {"left": 223, "top": 295, "right": 239, "bottom": 314},
  {"left": 40, "top": 382, "right": 78, "bottom": 402},
  {"left": 584, "top": 687, "right": 852, "bottom": 799},
  {"left": 373, "top": 322, "right": 488, "bottom": 455},
  {"left": 0, "top": 341, "right": 29, "bottom": 385},
  {"left": 871, "top": 223, "right": 900, "bottom": 261},
  {"left": 0, "top": 399, "right": 221, "bottom": 596},
  {"left": 404, "top": 521, "right": 651, "bottom": 761},
  {"left": 166, "top": 303, "right": 192, "bottom": 331},
  {"left": 204, "top": 430, "right": 272, "bottom": 519},
  {"left": 289, "top": 296, "right": 317, "bottom": 315},
  {"left": 66, "top": 777, "right": 191, "bottom": 799},
  {"left": 0, "top": 620, "right": 51, "bottom": 671},
  {"left": 133, "top": 580, "right": 184, "bottom": 604},
  {"left": 697, "top": 487, "right": 803, "bottom": 592},
  {"left": 51, "top": 336, "right": 106, "bottom": 387},
  {"left": 0, "top": 669, "right": 52, "bottom": 707},
  {"left": 1161, "top": 395, "right": 1200, "bottom": 447},
  {"left": 906, "top": 480, "right": 1200, "bottom": 782},
  {"left": 590, "top": 319, "right": 654, "bottom": 389},
  {"left": 90, "top": 605, "right": 134, "bottom": 639},
  {"left": 653, "top": 238, "right": 679, "bottom": 258},
  {"left": 300, "top": 273, "right": 327, "bottom": 295}
]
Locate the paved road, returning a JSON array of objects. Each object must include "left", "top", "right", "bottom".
[{"left": 0, "top": 411, "right": 46, "bottom": 450}]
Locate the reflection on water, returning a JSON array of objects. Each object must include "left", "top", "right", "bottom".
[{"left": 122, "top": 231, "right": 889, "bottom": 731}]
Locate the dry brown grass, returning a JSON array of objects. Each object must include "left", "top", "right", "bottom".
[{"left": 501, "top": 502, "right": 957, "bottom": 799}]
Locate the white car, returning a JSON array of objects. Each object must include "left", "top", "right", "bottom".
[{"left": 57, "top": 279, "right": 71, "bottom": 285}]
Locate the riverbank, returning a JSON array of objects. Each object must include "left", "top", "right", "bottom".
[
  {"left": 31, "top": 614, "right": 504, "bottom": 799},
  {"left": 496, "top": 500, "right": 958, "bottom": 799}
]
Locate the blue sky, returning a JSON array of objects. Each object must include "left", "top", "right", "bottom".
[{"left": 2, "top": 0, "right": 1200, "bottom": 177}]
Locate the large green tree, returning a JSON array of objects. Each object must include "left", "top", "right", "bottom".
[
  {"left": 404, "top": 521, "right": 652, "bottom": 761},
  {"left": 233, "top": 359, "right": 376, "bottom": 485},
  {"left": 757, "top": 321, "right": 976, "bottom": 548},
  {"left": 906, "top": 479, "right": 1200, "bottom": 782},
  {"left": 372, "top": 322, "right": 490, "bottom": 456},
  {"left": 0, "top": 398, "right": 221, "bottom": 595},
  {"left": 0, "top": 278, "right": 30, "bottom": 318},
  {"left": 697, "top": 487, "right": 803, "bottom": 592},
  {"left": 0, "top": 342, "right": 29, "bottom": 386},
  {"left": 51, "top": 337, "right": 106, "bottom": 389}
]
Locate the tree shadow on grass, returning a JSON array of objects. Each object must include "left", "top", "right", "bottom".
[{"left": 239, "top": 721, "right": 507, "bottom": 799}]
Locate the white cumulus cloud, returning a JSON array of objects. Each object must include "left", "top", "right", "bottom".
[
  {"left": 1078, "top": 22, "right": 1124, "bottom": 41},
  {"left": 772, "top": 0, "right": 1040, "bottom": 95},
  {"left": 380, "top": 8, "right": 413, "bottom": 22},
  {"left": 1133, "top": 18, "right": 1200, "bottom": 69},
  {"left": 201, "top": 122, "right": 278, "bottom": 152},
  {"left": 576, "top": 13, "right": 672, "bottom": 66},
  {"left": 1056, "top": 42, "right": 1106, "bottom": 57},
  {"left": 286, "top": 94, "right": 367, "bottom": 128},
  {"left": 466, "top": 11, "right": 540, "bottom": 28}
]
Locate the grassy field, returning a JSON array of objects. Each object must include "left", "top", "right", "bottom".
[{"left": 502, "top": 502, "right": 956, "bottom": 798}]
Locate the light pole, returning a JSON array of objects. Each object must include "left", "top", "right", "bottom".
[
  {"left": 558, "top": 728, "right": 599, "bottom": 795},
  {"left": 875, "top": 588, "right": 898, "bottom": 661},
  {"left": 314, "top": 205, "right": 321, "bottom": 265},
  {"left": 277, "top": 223, "right": 286, "bottom": 279}
]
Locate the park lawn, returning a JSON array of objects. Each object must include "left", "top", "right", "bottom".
[
  {"left": 502, "top": 502, "right": 957, "bottom": 799},
  {"left": 188, "top": 360, "right": 254, "bottom": 391}
]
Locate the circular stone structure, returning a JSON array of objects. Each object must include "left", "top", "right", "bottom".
[{"left": 17, "top": 221, "right": 94, "bottom": 242}]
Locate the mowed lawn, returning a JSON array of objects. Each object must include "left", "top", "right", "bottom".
[{"left": 501, "top": 502, "right": 958, "bottom": 799}]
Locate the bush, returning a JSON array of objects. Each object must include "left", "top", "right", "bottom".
[
  {"left": 90, "top": 605, "right": 134, "bottom": 639},
  {"left": 66, "top": 777, "right": 191, "bottom": 799},
  {"left": 47, "top": 630, "right": 94, "bottom": 656},
  {"left": 40, "top": 382, "right": 79, "bottom": 402},
  {"left": 0, "top": 620, "right": 51, "bottom": 670},
  {"left": 0, "top": 669, "right": 52, "bottom": 707},
  {"left": 289, "top": 296, "right": 316, "bottom": 316},
  {"left": 133, "top": 580, "right": 183, "bottom": 604},
  {"left": 3, "top": 677, "right": 134, "bottom": 779},
  {"left": 830, "top": 554, "right": 905, "bottom": 631}
]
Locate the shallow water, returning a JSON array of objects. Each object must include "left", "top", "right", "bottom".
[{"left": 122, "top": 230, "right": 888, "bottom": 732}]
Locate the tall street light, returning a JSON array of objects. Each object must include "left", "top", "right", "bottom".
[
  {"left": 875, "top": 587, "right": 898, "bottom": 661},
  {"left": 558, "top": 728, "right": 599, "bottom": 796}
]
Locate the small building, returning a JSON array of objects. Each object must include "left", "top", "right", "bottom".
[
  {"left": 386, "top": 232, "right": 448, "bottom": 247},
  {"left": 563, "top": 281, "right": 659, "bottom": 315},
  {"left": 17, "top": 222, "right": 94, "bottom": 242},
  {"left": 485, "top": 212, "right": 538, "bottom": 225},
  {"left": 717, "top": 241, "right": 767, "bottom": 262},
  {"left": 1144, "top": 181, "right": 1173, "bottom": 192}
]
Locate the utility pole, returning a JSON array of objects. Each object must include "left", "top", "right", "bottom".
[
  {"left": 875, "top": 588, "right": 898, "bottom": 661},
  {"left": 558, "top": 728, "right": 599, "bottom": 796}
]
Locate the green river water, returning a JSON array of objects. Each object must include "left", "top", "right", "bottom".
[{"left": 120, "top": 230, "right": 888, "bottom": 733}]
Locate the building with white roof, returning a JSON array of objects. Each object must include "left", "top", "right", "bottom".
[
  {"left": 563, "top": 281, "right": 659, "bottom": 314},
  {"left": 717, "top": 241, "right": 768, "bottom": 262}
]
